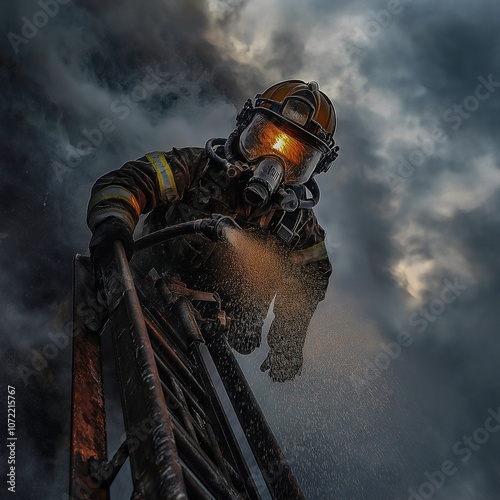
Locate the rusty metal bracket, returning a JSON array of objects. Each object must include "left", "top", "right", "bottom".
[
  {"left": 148, "top": 269, "right": 229, "bottom": 337},
  {"left": 88, "top": 441, "right": 129, "bottom": 490}
]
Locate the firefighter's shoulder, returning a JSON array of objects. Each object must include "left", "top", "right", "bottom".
[{"left": 140, "top": 147, "right": 208, "bottom": 202}]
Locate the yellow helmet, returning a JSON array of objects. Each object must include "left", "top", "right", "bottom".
[{"left": 237, "top": 80, "right": 339, "bottom": 183}]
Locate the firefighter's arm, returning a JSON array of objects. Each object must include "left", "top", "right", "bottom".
[
  {"left": 87, "top": 149, "right": 193, "bottom": 263},
  {"left": 260, "top": 212, "right": 332, "bottom": 382}
]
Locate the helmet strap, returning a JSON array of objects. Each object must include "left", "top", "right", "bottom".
[
  {"left": 315, "top": 144, "right": 340, "bottom": 175},
  {"left": 236, "top": 99, "right": 254, "bottom": 127}
]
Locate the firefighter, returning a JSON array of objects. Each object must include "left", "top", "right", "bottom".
[{"left": 88, "top": 80, "right": 339, "bottom": 382}]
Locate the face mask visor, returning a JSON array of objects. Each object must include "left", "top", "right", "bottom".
[{"left": 239, "top": 112, "right": 323, "bottom": 184}]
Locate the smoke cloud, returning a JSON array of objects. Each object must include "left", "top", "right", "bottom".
[{"left": 1, "top": 0, "right": 500, "bottom": 498}]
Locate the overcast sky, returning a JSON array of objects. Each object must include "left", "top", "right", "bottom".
[{"left": 1, "top": 0, "right": 500, "bottom": 499}]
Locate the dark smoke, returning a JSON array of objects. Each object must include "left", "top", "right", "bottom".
[{"left": 2, "top": 0, "right": 500, "bottom": 498}]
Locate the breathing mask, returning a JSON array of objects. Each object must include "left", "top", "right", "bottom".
[{"left": 205, "top": 80, "right": 339, "bottom": 213}]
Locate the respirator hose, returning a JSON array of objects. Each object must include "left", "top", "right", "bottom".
[{"left": 205, "top": 137, "right": 231, "bottom": 170}]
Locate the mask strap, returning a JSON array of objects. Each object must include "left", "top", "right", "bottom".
[{"left": 298, "top": 177, "right": 320, "bottom": 209}]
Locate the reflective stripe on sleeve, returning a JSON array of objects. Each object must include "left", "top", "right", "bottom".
[
  {"left": 146, "top": 151, "right": 179, "bottom": 202},
  {"left": 88, "top": 185, "right": 141, "bottom": 216},
  {"left": 88, "top": 207, "right": 136, "bottom": 232},
  {"left": 290, "top": 240, "right": 328, "bottom": 264}
]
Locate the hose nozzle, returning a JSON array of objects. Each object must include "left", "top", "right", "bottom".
[{"left": 194, "top": 214, "right": 241, "bottom": 243}]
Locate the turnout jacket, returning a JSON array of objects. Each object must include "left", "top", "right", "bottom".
[{"left": 87, "top": 147, "right": 332, "bottom": 363}]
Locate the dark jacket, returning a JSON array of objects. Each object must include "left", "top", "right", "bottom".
[{"left": 88, "top": 147, "right": 332, "bottom": 376}]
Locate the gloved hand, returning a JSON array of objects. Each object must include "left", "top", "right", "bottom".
[
  {"left": 89, "top": 217, "right": 134, "bottom": 303},
  {"left": 260, "top": 347, "right": 303, "bottom": 382},
  {"left": 225, "top": 308, "right": 264, "bottom": 355},
  {"left": 89, "top": 217, "right": 134, "bottom": 266}
]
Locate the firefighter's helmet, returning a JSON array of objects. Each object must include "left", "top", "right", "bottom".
[{"left": 237, "top": 80, "right": 339, "bottom": 183}]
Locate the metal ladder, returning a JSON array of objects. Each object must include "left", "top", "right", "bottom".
[{"left": 69, "top": 236, "right": 305, "bottom": 500}]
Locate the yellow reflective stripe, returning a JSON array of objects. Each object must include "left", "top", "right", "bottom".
[
  {"left": 89, "top": 185, "right": 140, "bottom": 215},
  {"left": 291, "top": 241, "right": 328, "bottom": 264},
  {"left": 146, "top": 151, "right": 178, "bottom": 202},
  {"left": 296, "top": 241, "right": 325, "bottom": 255},
  {"left": 88, "top": 207, "right": 135, "bottom": 231}
]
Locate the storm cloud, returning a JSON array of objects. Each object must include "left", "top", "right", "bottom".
[{"left": 1, "top": 0, "right": 499, "bottom": 499}]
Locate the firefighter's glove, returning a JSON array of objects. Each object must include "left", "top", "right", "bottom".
[
  {"left": 89, "top": 217, "right": 134, "bottom": 266},
  {"left": 260, "top": 347, "right": 303, "bottom": 382},
  {"left": 89, "top": 217, "right": 133, "bottom": 303}
]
